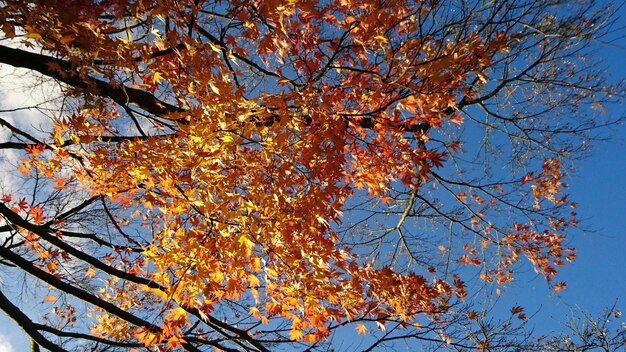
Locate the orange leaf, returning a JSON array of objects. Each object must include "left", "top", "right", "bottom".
[
  {"left": 17, "top": 164, "right": 29, "bottom": 176},
  {"left": 554, "top": 282, "right": 566, "bottom": 293},
  {"left": 43, "top": 295, "right": 57, "bottom": 303},
  {"left": 166, "top": 335, "right": 186, "bottom": 349},
  {"left": 355, "top": 323, "right": 367, "bottom": 335}
]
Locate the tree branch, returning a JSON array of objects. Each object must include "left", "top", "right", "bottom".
[{"left": 0, "top": 45, "right": 184, "bottom": 117}]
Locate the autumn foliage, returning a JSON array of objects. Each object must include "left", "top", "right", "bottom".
[{"left": 0, "top": 0, "right": 621, "bottom": 351}]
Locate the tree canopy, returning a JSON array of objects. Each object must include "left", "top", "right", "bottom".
[{"left": 0, "top": 0, "right": 623, "bottom": 351}]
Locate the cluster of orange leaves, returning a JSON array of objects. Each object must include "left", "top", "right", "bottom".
[{"left": 0, "top": 0, "right": 575, "bottom": 348}]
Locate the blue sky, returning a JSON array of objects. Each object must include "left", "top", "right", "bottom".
[
  {"left": 0, "top": 3, "right": 624, "bottom": 352},
  {"left": 483, "top": 1, "right": 626, "bottom": 338}
]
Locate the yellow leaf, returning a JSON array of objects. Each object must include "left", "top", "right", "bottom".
[
  {"left": 249, "top": 306, "right": 261, "bottom": 318},
  {"left": 164, "top": 307, "right": 187, "bottom": 324},
  {"left": 266, "top": 267, "right": 278, "bottom": 278},
  {"left": 374, "top": 35, "right": 388, "bottom": 43},
  {"left": 476, "top": 71, "right": 488, "bottom": 85},
  {"left": 248, "top": 274, "right": 260, "bottom": 287},
  {"left": 135, "top": 328, "right": 161, "bottom": 346},
  {"left": 46, "top": 261, "right": 57, "bottom": 272},
  {"left": 289, "top": 329, "right": 304, "bottom": 341},
  {"left": 149, "top": 287, "right": 169, "bottom": 301},
  {"left": 208, "top": 42, "right": 221, "bottom": 53},
  {"left": 53, "top": 130, "right": 65, "bottom": 146},
  {"left": 153, "top": 71, "right": 163, "bottom": 84},
  {"left": 25, "top": 27, "right": 42, "bottom": 41},
  {"left": 356, "top": 323, "right": 367, "bottom": 335},
  {"left": 189, "top": 135, "right": 203, "bottom": 144},
  {"left": 209, "top": 82, "right": 220, "bottom": 94},
  {"left": 131, "top": 167, "right": 150, "bottom": 181},
  {"left": 85, "top": 267, "right": 96, "bottom": 278},
  {"left": 238, "top": 235, "right": 255, "bottom": 255}
]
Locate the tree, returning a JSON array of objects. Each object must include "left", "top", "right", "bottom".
[
  {"left": 0, "top": 0, "right": 623, "bottom": 351},
  {"left": 537, "top": 307, "right": 626, "bottom": 352}
]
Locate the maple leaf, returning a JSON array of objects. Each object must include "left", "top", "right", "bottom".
[
  {"left": 43, "top": 295, "right": 57, "bottom": 303},
  {"left": 85, "top": 268, "right": 96, "bottom": 278},
  {"left": 24, "top": 27, "right": 42, "bottom": 41},
  {"left": 289, "top": 329, "right": 304, "bottom": 341},
  {"left": 355, "top": 323, "right": 367, "bottom": 335},
  {"left": 449, "top": 113, "right": 463, "bottom": 125},
  {"left": 135, "top": 329, "right": 162, "bottom": 346},
  {"left": 166, "top": 335, "right": 186, "bottom": 349},
  {"left": 553, "top": 282, "right": 567, "bottom": 293},
  {"left": 511, "top": 306, "right": 524, "bottom": 315},
  {"left": 164, "top": 308, "right": 188, "bottom": 325},
  {"left": 17, "top": 198, "right": 28, "bottom": 211},
  {"left": 17, "top": 164, "right": 29, "bottom": 176},
  {"left": 28, "top": 206, "right": 45, "bottom": 224}
]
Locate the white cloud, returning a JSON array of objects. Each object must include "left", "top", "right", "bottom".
[
  {"left": 0, "top": 332, "right": 13, "bottom": 352},
  {"left": 0, "top": 56, "right": 62, "bottom": 209},
  {"left": 0, "top": 65, "right": 58, "bottom": 139}
]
